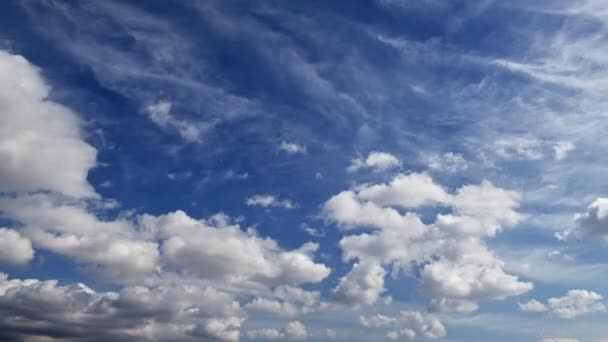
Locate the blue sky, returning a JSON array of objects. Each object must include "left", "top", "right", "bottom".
[{"left": 1, "top": 0, "right": 608, "bottom": 341}]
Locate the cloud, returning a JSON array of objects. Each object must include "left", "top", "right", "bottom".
[
  {"left": 245, "top": 285, "right": 321, "bottom": 317},
  {"left": 518, "top": 299, "right": 548, "bottom": 313},
  {"left": 0, "top": 194, "right": 159, "bottom": 283},
  {"left": 246, "top": 194, "right": 297, "bottom": 209},
  {"left": 428, "top": 298, "right": 479, "bottom": 313},
  {"left": 332, "top": 261, "right": 385, "bottom": 307},
  {"left": 520, "top": 290, "right": 606, "bottom": 319},
  {"left": 0, "top": 50, "right": 97, "bottom": 198},
  {"left": 348, "top": 151, "right": 400, "bottom": 172},
  {"left": 558, "top": 198, "right": 608, "bottom": 241},
  {"left": 0, "top": 273, "right": 246, "bottom": 342},
  {"left": 300, "top": 224, "right": 325, "bottom": 238},
  {"left": 428, "top": 152, "right": 467, "bottom": 173},
  {"left": 356, "top": 173, "right": 449, "bottom": 208},
  {"left": 0, "top": 228, "right": 34, "bottom": 265},
  {"left": 360, "top": 310, "right": 446, "bottom": 339},
  {"left": 141, "top": 211, "right": 330, "bottom": 289},
  {"left": 323, "top": 173, "right": 531, "bottom": 307},
  {"left": 553, "top": 141, "right": 575, "bottom": 161},
  {"left": 537, "top": 339, "right": 579, "bottom": 342},
  {"left": 247, "top": 321, "right": 307, "bottom": 340},
  {"left": 146, "top": 101, "right": 206, "bottom": 143},
  {"left": 279, "top": 141, "right": 306, "bottom": 154}
]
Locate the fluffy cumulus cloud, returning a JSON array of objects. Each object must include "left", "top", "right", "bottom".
[
  {"left": 0, "top": 273, "right": 245, "bottom": 342},
  {"left": 348, "top": 151, "right": 401, "bottom": 172},
  {"left": 141, "top": 211, "right": 330, "bottom": 288},
  {"left": 323, "top": 173, "right": 531, "bottom": 308},
  {"left": 0, "top": 50, "right": 97, "bottom": 198},
  {"left": 520, "top": 290, "right": 606, "bottom": 319},
  {"left": 246, "top": 194, "right": 297, "bottom": 209},
  {"left": 359, "top": 310, "right": 446, "bottom": 339},
  {"left": 0, "top": 228, "right": 34, "bottom": 265},
  {"left": 0, "top": 50, "right": 335, "bottom": 341},
  {"left": 333, "top": 262, "right": 386, "bottom": 307},
  {"left": 247, "top": 320, "right": 307, "bottom": 340}
]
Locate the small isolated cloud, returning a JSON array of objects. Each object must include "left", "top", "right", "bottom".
[
  {"left": 279, "top": 141, "right": 306, "bottom": 154},
  {"left": 428, "top": 152, "right": 467, "bottom": 173},
  {"left": 246, "top": 194, "right": 297, "bottom": 209},
  {"left": 146, "top": 101, "right": 206, "bottom": 142},
  {"left": 300, "top": 223, "right": 325, "bottom": 238},
  {"left": 520, "top": 290, "right": 606, "bottom": 319},
  {"left": 557, "top": 198, "right": 608, "bottom": 241},
  {"left": 553, "top": 141, "right": 575, "bottom": 161},
  {"left": 325, "top": 328, "right": 337, "bottom": 339},
  {"left": 348, "top": 151, "right": 400, "bottom": 172},
  {"left": 429, "top": 298, "right": 478, "bottom": 313},
  {"left": 248, "top": 321, "right": 307, "bottom": 340},
  {"left": 538, "top": 338, "right": 579, "bottom": 342}
]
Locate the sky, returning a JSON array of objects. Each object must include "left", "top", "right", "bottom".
[{"left": 1, "top": 0, "right": 608, "bottom": 341}]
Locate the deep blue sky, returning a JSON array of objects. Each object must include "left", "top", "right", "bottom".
[{"left": 1, "top": 1, "right": 608, "bottom": 341}]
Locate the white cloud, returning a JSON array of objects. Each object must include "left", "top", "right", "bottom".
[
  {"left": 146, "top": 101, "right": 206, "bottom": 142},
  {"left": 0, "top": 50, "right": 97, "bottom": 198},
  {"left": 0, "top": 273, "right": 246, "bottom": 342},
  {"left": 325, "top": 328, "right": 337, "bottom": 338},
  {"left": 429, "top": 298, "right": 479, "bottom": 313},
  {"left": 141, "top": 211, "right": 330, "bottom": 288},
  {"left": 0, "top": 228, "right": 34, "bottom": 265},
  {"left": 348, "top": 151, "right": 400, "bottom": 172},
  {"left": 332, "top": 261, "right": 385, "bottom": 307},
  {"left": 300, "top": 223, "right": 325, "bottom": 238},
  {"left": 279, "top": 141, "right": 306, "bottom": 154},
  {"left": 356, "top": 173, "right": 449, "bottom": 208},
  {"left": 520, "top": 290, "right": 606, "bottom": 319},
  {"left": 557, "top": 198, "right": 608, "bottom": 241},
  {"left": 518, "top": 299, "right": 548, "bottom": 312},
  {"left": 492, "top": 137, "right": 544, "bottom": 161},
  {"left": 428, "top": 152, "right": 468, "bottom": 173},
  {"left": 553, "top": 141, "right": 575, "bottom": 161},
  {"left": 386, "top": 329, "right": 416, "bottom": 340},
  {"left": 246, "top": 194, "right": 296, "bottom": 209},
  {"left": 323, "top": 173, "right": 531, "bottom": 307},
  {"left": 0, "top": 194, "right": 159, "bottom": 283},
  {"left": 360, "top": 310, "right": 446, "bottom": 339},
  {"left": 538, "top": 339, "right": 579, "bottom": 342},
  {"left": 245, "top": 285, "right": 321, "bottom": 317},
  {"left": 248, "top": 321, "right": 307, "bottom": 340}
]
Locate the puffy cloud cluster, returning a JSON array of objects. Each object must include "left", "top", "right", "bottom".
[
  {"left": 519, "top": 290, "right": 606, "bottom": 319},
  {"left": 0, "top": 273, "right": 245, "bottom": 342},
  {"left": 359, "top": 310, "right": 446, "bottom": 340},
  {"left": 0, "top": 50, "right": 97, "bottom": 199},
  {"left": 323, "top": 173, "right": 531, "bottom": 308},
  {"left": 247, "top": 320, "right": 307, "bottom": 340},
  {"left": 348, "top": 151, "right": 401, "bottom": 172},
  {"left": 0, "top": 50, "right": 331, "bottom": 340},
  {"left": 141, "top": 211, "right": 329, "bottom": 289}
]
